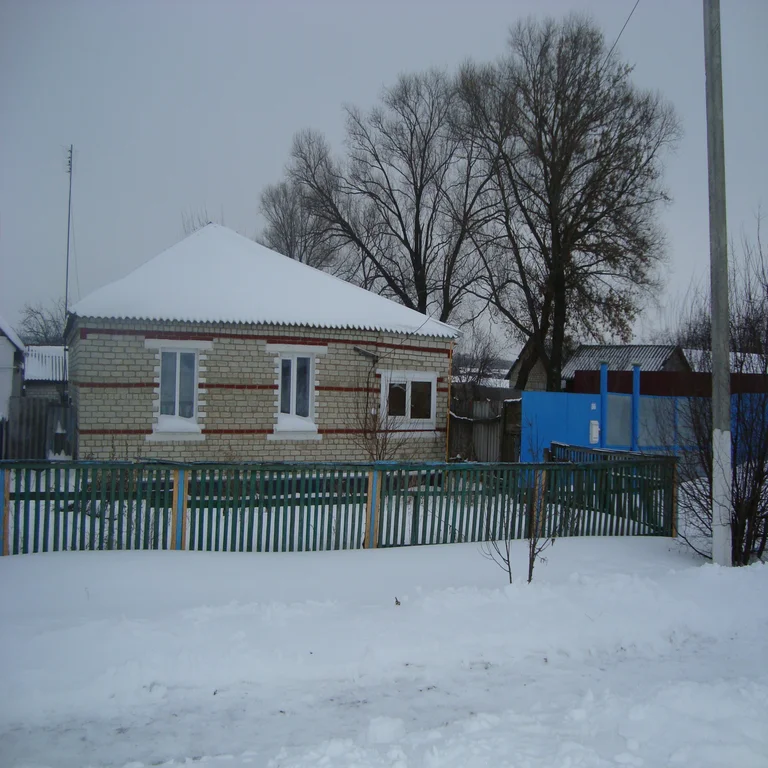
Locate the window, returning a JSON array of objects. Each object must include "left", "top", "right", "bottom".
[
  {"left": 265, "top": 343, "right": 327, "bottom": 440},
  {"left": 145, "top": 338, "right": 210, "bottom": 441},
  {"left": 380, "top": 371, "right": 437, "bottom": 430},
  {"left": 160, "top": 351, "right": 196, "bottom": 419},
  {"left": 280, "top": 354, "right": 313, "bottom": 421}
]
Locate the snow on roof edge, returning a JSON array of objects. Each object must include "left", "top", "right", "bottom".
[
  {"left": 0, "top": 313, "right": 24, "bottom": 351},
  {"left": 69, "top": 312, "right": 458, "bottom": 339}
]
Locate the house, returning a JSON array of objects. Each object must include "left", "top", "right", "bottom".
[
  {"left": 507, "top": 339, "right": 549, "bottom": 391},
  {"left": 508, "top": 341, "right": 691, "bottom": 392},
  {"left": 23, "top": 346, "right": 66, "bottom": 401},
  {"left": 66, "top": 224, "right": 459, "bottom": 462},
  {"left": 562, "top": 344, "right": 690, "bottom": 384},
  {"left": 0, "top": 313, "right": 24, "bottom": 420}
]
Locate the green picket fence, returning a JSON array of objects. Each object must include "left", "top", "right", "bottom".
[{"left": 0, "top": 455, "right": 676, "bottom": 556}]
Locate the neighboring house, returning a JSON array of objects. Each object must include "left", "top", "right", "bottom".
[
  {"left": 561, "top": 344, "right": 690, "bottom": 383},
  {"left": 508, "top": 342, "right": 691, "bottom": 392},
  {"left": 67, "top": 224, "right": 459, "bottom": 462},
  {"left": 23, "top": 346, "right": 66, "bottom": 400},
  {"left": 0, "top": 313, "right": 24, "bottom": 419},
  {"left": 507, "top": 340, "right": 548, "bottom": 391},
  {"left": 452, "top": 354, "right": 515, "bottom": 391}
]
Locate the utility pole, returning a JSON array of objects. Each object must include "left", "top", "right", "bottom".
[
  {"left": 64, "top": 145, "right": 73, "bottom": 314},
  {"left": 702, "top": 0, "right": 732, "bottom": 566},
  {"left": 62, "top": 145, "right": 74, "bottom": 407}
]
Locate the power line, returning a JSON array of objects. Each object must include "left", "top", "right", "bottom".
[{"left": 604, "top": 0, "right": 641, "bottom": 65}]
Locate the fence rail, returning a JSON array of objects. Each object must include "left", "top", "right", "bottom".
[{"left": 0, "top": 456, "right": 676, "bottom": 556}]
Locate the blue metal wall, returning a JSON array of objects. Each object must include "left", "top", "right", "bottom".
[
  {"left": 520, "top": 391, "right": 601, "bottom": 461},
  {"left": 522, "top": 386, "right": 764, "bottom": 461}
]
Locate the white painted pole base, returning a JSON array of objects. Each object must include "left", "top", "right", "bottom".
[{"left": 712, "top": 427, "right": 732, "bottom": 566}]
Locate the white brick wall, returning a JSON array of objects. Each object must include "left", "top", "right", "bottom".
[{"left": 68, "top": 318, "right": 453, "bottom": 462}]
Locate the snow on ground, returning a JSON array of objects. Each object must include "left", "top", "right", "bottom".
[{"left": 1, "top": 539, "right": 767, "bottom": 768}]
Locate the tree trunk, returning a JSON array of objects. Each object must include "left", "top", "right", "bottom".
[{"left": 548, "top": 269, "right": 567, "bottom": 391}]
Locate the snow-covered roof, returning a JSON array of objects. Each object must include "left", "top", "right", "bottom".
[
  {"left": 71, "top": 225, "right": 458, "bottom": 339},
  {"left": 0, "top": 313, "right": 24, "bottom": 351},
  {"left": 683, "top": 349, "right": 766, "bottom": 374},
  {"left": 24, "top": 346, "right": 66, "bottom": 381}
]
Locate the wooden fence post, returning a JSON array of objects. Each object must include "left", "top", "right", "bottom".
[
  {"left": 176, "top": 469, "right": 187, "bottom": 550},
  {"left": 1, "top": 469, "right": 8, "bottom": 556},
  {"left": 366, "top": 469, "right": 381, "bottom": 548},
  {"left": 364, "top": 470, "right": 374, "bottom": 548},
  {"left": 171, "top": 469, "right": 180, "bottom": 550},
  {"left": 671, "top": 461, "right": 678, "bottom": 538}
]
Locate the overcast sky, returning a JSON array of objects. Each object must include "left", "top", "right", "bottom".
[{"left": 1, "top": 0, "right": 766, "bottom": 345}]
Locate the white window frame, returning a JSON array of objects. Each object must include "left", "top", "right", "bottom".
[
  {"left": 378, "top": 370, "right": 438, "bottom": 433},
  {"left": 266, "top": 343, "right": 327, "bottom": 441},
  {"left": 145, "top": 339, "right": 211, "bottom": 442}
]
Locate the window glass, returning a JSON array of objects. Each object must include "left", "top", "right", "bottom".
[
  {"left": 296, "top": 357, "right": 310, "bottom": 417},
  {"left": 178, "top": 353, "right": 196, "bottom": 418},
  {"left": 160, "top": 352, "right": 177, "bottom": 416},
  {"left": 410, "top": 381, "right": 432, "bottom": 419},
  {"left": 388, "top": 383, "right": 406, "bottom": 417},
  {"left": 280, "top": 359, "right": 292, "bottom": 414}
]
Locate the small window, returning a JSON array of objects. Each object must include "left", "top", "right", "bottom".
[
  {"left": 279, "top": 354, "right": 315, "bottom": 423},
  {"left": 380, "top": 372, "right": 437, "bottom": 430},
  {"left": 160, "top": 351, "right": 196, "bottom": 420}
]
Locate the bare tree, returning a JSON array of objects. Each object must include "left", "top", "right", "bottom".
[
  {"left": 257, "top": 179, "right": 338, "bottom": 270},
  {"left": 286, "top": 70, "right": 494, "bottom": 323},
  {"left": 481, "top": 500, "right": 516, "bottom": 584},
  {"left": 526, "top": 460, "right": 557, "bottom": 583},
  {"left": 671, "top": 224, "right": 768, "bottom": 565},
  {"left": 344, "top": 361, "right": 412, "bottom": 462},
  {"left": 452, "top": 321, "right": 501, "bottom": 389},
  {"left": 481, "top": 451, "right": 565, "bottom": 583},
  {"left": 16, "top": 298, "right": 67, "bottom": 345},
  {"left": 182, "top": 207, "right": 225, "bottom": 236},
  {"left": 457, "top": 15, "right": 680, "bottom": 389}
]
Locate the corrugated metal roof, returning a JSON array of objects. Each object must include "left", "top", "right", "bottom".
[
  {"left": 561, "top": 345, "right": 679, "bottom": 379},
  {"left": 24, "top": 346, "right": 67, "bottom": 382}
]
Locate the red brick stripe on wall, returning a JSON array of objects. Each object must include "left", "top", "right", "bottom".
[
  {"left": 316, "top": 386, "right": 379, "bottom": 393},
  {"left": 79, "top": 327, "right": 451, "bottom": 356}
]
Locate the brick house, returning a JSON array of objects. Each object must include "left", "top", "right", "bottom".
[
  {"left": 0, "top": 313, "right": 24, "bottom": 419},
  {"left": 66, "top": 225, "right": 458, "bottom": 462}
]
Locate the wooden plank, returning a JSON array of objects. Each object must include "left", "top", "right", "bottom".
[
  {"left": 371, "top": 469, "right": 380, "bottom": 549},
  {"left": 670, "top": 461, "right": 678, "bottom": 538},
  {"left": 171, "top": 469, "right": 179, "bottom": 550},
  {"left": 181, "top": 469, "right": 189, "bottom": 550},
  {"left": 2, "top": 469, "right": 9, "bottom": 556},
  {"left": 363, "top": 470, "right": 374, "bottom": 548}
]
